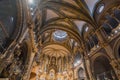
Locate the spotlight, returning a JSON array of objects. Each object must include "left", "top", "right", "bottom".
[{"left": 114, "top": 30, "right": 118, "bottom": 34}]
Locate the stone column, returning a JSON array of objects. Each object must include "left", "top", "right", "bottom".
[
  {"left": 82, "top": 53, "right": 90, "bottom": 80},
  {"left": 84, "top": 57, "right": 95, "bottom": 80},
  {"left": 22, "top": 52, "right": 36, "bottom": 80}
]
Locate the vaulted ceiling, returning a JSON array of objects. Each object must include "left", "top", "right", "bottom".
[
  {"left": 0, "top": 0, "right": 101, "bottom": 65},
  {"left": 28, "top": 0, "right": 102, "bottom": 72},
  {"left": 0, "top": 0, "right": 120, "bottom": 79},
  {"left": 30, "top": 0, "right": 100, "bottom": 56}
]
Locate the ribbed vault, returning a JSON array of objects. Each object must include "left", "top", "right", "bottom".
[
  {"left": 32, "top": 0, "right": 100, "bottom": 58},
  {"left": 0, "top": 0, "right": 120, "bottom": 80},
  {"left": 30, "top": 0, "right": 97, "bottom": 79},
  {"left": 38, "top": 0, "right": 96, "bottom": 42},
  {"left": 31, "top": 0, "right": 99, "bottom": 76},
  {"left": 42, "top": 44, "right": 70, "bottom": 58}
]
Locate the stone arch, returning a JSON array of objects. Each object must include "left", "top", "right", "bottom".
[
  {"left": 91, "top": 52, "right": 111, "bottom": 65},
  {"left": 21, "top": 39, "right": 32, "bottom": 65},
  {"left": 92, "top": 54, "right": 118, "bottom": 80},
  {"left": 21, "top": 39, "right": 33, "bottom": 80}
]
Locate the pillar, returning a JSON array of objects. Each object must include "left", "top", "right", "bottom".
[
  {"left": 84, "top": 57, "right": 95, "bottom": 80},
  {"left": 22, "top": 52, "right": 36, "bottom": 80}
]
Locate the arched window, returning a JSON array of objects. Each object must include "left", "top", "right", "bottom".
[
  {"left": 74, "top": 52, "right": 81, "bottom": 67},
  {"left": 105, "top": 15, "right": 119, "bottom": 28},
  {"left": 93, "top": 56, "right": 118, "bottom": 80},
  {"left": 86, "top": 39, "right": 93, "bottom": 51},
  {"left": 78, "top": 68, "right": 85, "bottom": 80},
  {"left": 97, "top": 4, "right": 105, "bottom": 14},
  {"left": 92, "top": 35, "right": 98, "bottom": 45},
  {"left": 114, "top": 9, "right": 120, "bottom": 21},
  {"left": 102, "top": 23, "right": 112, "bottom": 35}
]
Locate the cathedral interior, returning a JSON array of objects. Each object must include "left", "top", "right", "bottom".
[{"left": 0, "top": 0, "right": 120, "bottom": 80}]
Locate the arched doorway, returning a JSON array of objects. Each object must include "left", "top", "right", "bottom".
[
  {"left": 78, "top": 68, "right": 85, "bottom": 80},
  {"left": 93, "top": 56, "right": 118, "bottom": 80}
]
